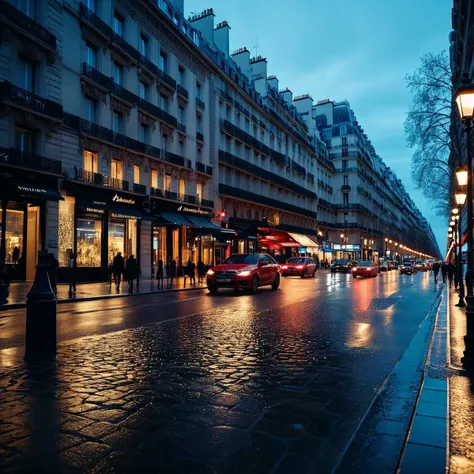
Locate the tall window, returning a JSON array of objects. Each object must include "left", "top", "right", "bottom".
[
  {"left": 196, "top": 182, "right": 203, "bottom": 202},
  {"left": 179, "top": 178, "right": 185, "bottom": 198},
  {"left": 113, "top": 62, "right": 123, "bottom": 85},
  {"left": 133, "top": 164, "right": 140, "bottom": 184},
  {"left": 342, "top": 137, "right": 347, "bottom": 147},
  {"left": 139, "top": 34, "right": 148, "bottom": 57},
  {"left": 179, "top": 140, "right": 185, "bottom": 157},
  {"left": 343, "top": 175, "right": 348, "bottom": 185},
  {"left": 178, "top": 66, "right": 185, "bottom": 86},
  {"left": 18, "top": 57, "right": 35, "bottom": 93},
  {"left": 178, "top": 105, "right": 185, "bottom": 124},
  {"left": 150, "top": 169, "right": 158, "bottom": 189},
  {"left": 15, "top": 125, "right": 35, "bottom": 153},
  {"left": 159, "top": 94, "right": 168, "bottom": 112},
  {"left": 165, "top": 174, "right": 172, "bottom": 192},
  {"left": 162, "top": 134, "right": 168, "bottom": 152},
  {"left": 342, "top": 160, "right": 348, "bottom": 171},
  {"left": 17, "top": 0, "right": 36, "bottom": 18},
  {"left": 196, "top": 82, "right": 202, "bottom": 100},
  {"left": 196, "top": 113, "right": 203, "bottom": 133},
  {"left": 84, "top": 42, "right": 97, "bottom": 68},
  {"left": 83, "top": 150, "right": 98, "bottom": 173},
  {"left": 139, "top": 123, "right": 149, "bottom": 143},
  {"left": 343, "top": 193, "right": 349, "bottom": 207},
  {"left": 111, "top": 159, "right": 123, "bottom": 180},
  {"left": 113, "top": 112, "right": 123, "bottom": 133},
  {"left": 84, "top": 97, "right": 97, "bottom": 122},
  {"left": 113, "top": 11, "right": 125, "bottom": 37},
  {"left": 159, "top": 51, "right": 168, "bottom": 72},
  {"left": 197, "top": 146, "right": 202, "bottom": 163},
  {"left": 139, "top": 81, "right": 148, "bottom": 100}
]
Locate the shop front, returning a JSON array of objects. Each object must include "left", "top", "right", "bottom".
[
  {"left": 0, "top": 167, "right": 62, "bottom": 281},
  {"left": 60, "top": 183, "right": 152, "bottom": 282},
  {"left": 258, "top": 229, "right": 319, "bottom": 262},
  {"left": 333, "top": 243, "right": 362, "bottom": 261}
]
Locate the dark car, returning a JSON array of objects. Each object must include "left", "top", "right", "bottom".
[
  {"left": 330, "top": 259, "right": 352, "bottom": 273},
  {"left": 400, "top": 262, "right": 415, "bottom": 275}
]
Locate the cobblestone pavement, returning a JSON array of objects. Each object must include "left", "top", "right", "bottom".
[{"left": 0, "top": 272, "right": 440, "bottom": 473}]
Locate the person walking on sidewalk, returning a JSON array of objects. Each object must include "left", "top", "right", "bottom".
[
  {"left": 197, "top": 260, "right": 206, "bottom": 283},
  {"left": 432, "top": 261, "right": 440, "bottom": 283},
  {"left": 156, "top": 258, "right": 164, "bottom": 290},
  {"left": 447, "top": 261, "right": 456, "bottom": 287},
  {"left": 441, "top": 261, "right": 448, "bottom": 283},
  {"left": 184, "top": 259, "right": 196, "bottom": 287},
  {"left": 67, "top": 249, "right": 77, "bottom": 297},
  {"left": 126, "top": 254, "right": 138, "bottom": 291},
  {"left": 112, "top": 252, "right": 125, "bottom": 290}
]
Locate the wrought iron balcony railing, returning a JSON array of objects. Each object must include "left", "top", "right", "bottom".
[
  {"left": 196, "top": 98, "right": 205, "bottom": 110},
  {"left": 133, "top": 183, "right": 146, "bottom": 194},
  {"left": 196, "top": 131, "right": 204, "bottom": 142},
  {"left": 177, "top": 122, "right": 186, "bottom": 134},
  {"left": 0, "top": 146, "right": 62, "bottom": 174},
  {"left": 195, "top": 162, "right": 205, "bottom": 173},
  {"left": 82, "top": 63, "right": 112, "bottom": 89},
  {"left": 157, "top": 69, "right": 176, "bottom": 90},
  {"left": 177, "top": 84, "right": 188, "bottom": 99}
]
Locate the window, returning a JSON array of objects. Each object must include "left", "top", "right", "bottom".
[
  {"left": 162, "top": 134, "right": 168, "bottom": 152},
  {"left": 15, "top": 126, "right": 35, "bottom": 153},
  {"left": 196, "top": 182, "right": 203, "bottom": 202},
  {"left": 343, "top": 193, "right": 349, "bottom": 207},
  {"left": 84, "top": 42, "right": 97, "bottom": 67},
  {"left": 165, "top": 174, "right": 172, "bottom": 192},
  {"left": 340, "top": 125, "right": 347, "bottom": 135},
  {"left": 18, "top": 57, "right": 35, "bottom": 93},
  {"left": 85, "top": 0, "right": 95, "bottom": 12},
  {"left": 342, "top": 137, "right": 347, "bottom": 147},
  {"left": 196, "top": 82, "right": 202, "bottom": 100},
  {"left": 139, "top": 34, "right": 148, "bottom": 57},
  {"left": 159, "top": 51, "right": 168, "bottom": 72},
  {"left": 139, "top": 123, "right": 149, "bottom": 143},
  {"left": 113, "top": 62, "right": 123, "bottom": 85},
  {"left": 342, "top": 160, "right": 348, "bottom": 171},
  {"left": 159, "top": 94, "right": 168, "bottom": 112},
  {"left": 178, "top": 66, "right": 185, "bottom": 86},
  {"left": 342, "top": 148, "right": 348, "bottom": 158},
  {"left": 197, "top": 146, "right": 202, "bottom": 163},
  {"left": 179, "top": 140, "right": 185, "bottom": 157},
  {"left": 179, "top": 178, "right": 185, "bottom": 198},
  {"left": 343, "top": 175, "right": 348, "bottom": 185},
  {"left": 76, "top": 218, "right": 101, "bottom": 267},
  {"left": 84, "top": 97, "right": 97, "bottom": 122},
  {"left": 151, "top": 169, "right": 158, "bottom": 189},
  {"left": 133, "top": 164, "right": 140, "bottom": 184},
  {"left": 17, "top": 0, "right": 36, "bottom": 18},
  {"left": 83, "top": 150, "right": 99, "bottom": 174},
  {"left": 344, "top": 212, "right": 348, "bottom": 223},
  {"left": 113, "top": 112, "right": 123, "bottom": 133},
  {"left": 111, "top": 159, "right": 123, "bottom": 180},
  {"left": 178, "top": 105, "right": 185, "bottom": 124},
  {"left": 196, "top": 113, "right": 202, "bottom": 132},
  {"left": 139, "top": 81, "right": 148, "bottom": 100},
  {"left": 113, "top": 11, "right": 125, "bottom": 37}
]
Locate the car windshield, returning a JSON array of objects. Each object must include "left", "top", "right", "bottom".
[
  {"left": 223, "top": 254, "right": 258, "bottom": 265},
  {"left": 334, "top": 259, "right": 348, "bottom": 264},
  {"left": 288, "top": 258, "right": 307, "bottom": 264},
  {"left": 358, "top": 261, "right": 372, "bottom": 266}
]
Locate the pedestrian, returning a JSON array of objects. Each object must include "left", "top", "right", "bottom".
[
  {"left": 126, "top": 254, "right": 138, "bottom": 291},
  {"left": 315, "top": 255, "right": 320, "bottom": 271},
  {"left": 156, "top": 258, "right": 164, "bottom": 290},
  {"left": 67, "top": 249, "right": 77, "bottom": 297},
  {"left": 12, "top": 246, "right": 20, "bottom": 265},
  {"left": 112, "top": 252, "right": 125, "bottom": 289},
  {"left": 432, "top": 261, "right": 440, "bottom": 283},
  {"left": 447, "top": 261, "right": 456, "bottom": 287},
  {"left": 197, "top": 260, "right": 206, "bottom": 283},
  {"left": 170, "top": 259, "right": 176, "bottom": 287},
  {"left": 441, "top": 261, "right": 448, "bottom": 283}
]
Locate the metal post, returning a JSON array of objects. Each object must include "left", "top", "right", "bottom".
[
  {"left": 457, "top": 211, "right": 466, "bottom": 306},
  {"left": 463, "top": 121, "right": 474, "bottom": 366},
  {"left": 0, "top": 200, "right": 9, "bottom": 304}
]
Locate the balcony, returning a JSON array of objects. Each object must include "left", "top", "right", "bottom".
[
  {"left": 201, "top": 199, "right": 214, "bottom": 208},
  {"left": 177, "top": 122, "right": 186, "bottom": 134},
  {"left": 220, "top": 119, "right": 271, "bottom": 157},
  {"left": 196, "top": 131, "right": 204, "bottom": 142},
  {"left": 195, "top": 162, "right": 206, "bottom": 173},
  {"left": 111, "top": 31, "right": 139, "bottom": 62},
  {"left": 206, "top": 165, "right": 213, "bottom": 176},
  {"left": 150, "top": 187, "right": 163, "bottom": 198},
  {"left": 177, "top": 84, "right": 188, "bottom": 100},
  {"left": 138, "top": 99, "right": 177, "bottom": 128},
  {"left": 163, "top": 151, "right": 185, "bottom": 168},
  {"left": 0, "top": 146, "right": 62, "bottom": 174},
  {"left": 81, "top": 63, "right": 112, "bottom": 90},
  {"left": 74, "top": 167, "right": 130, "bottom": 191},
  {"left": 79, "top": 3, "right": 113, "bottom": 39},
  {"left": 341, "top": 185, "right": 351, "bottom": 192},
  {"left": 111, "top": 82, "right": 138, "bottom": 105},
  {"left": 0, "top": 82, "right": 63, "bottom": 121},
  {"left": 0, "top": 2, "right": 56, "bottom": 55},
  {"left": 291, "top": 160, "right": 306, "bottom": 177},
  {"left": 219, "top": 183, "right": 317, "bottom": 219},
  {"left": 196, "top": 98, "right": 205, "bottom": 110},
  {"left": 269, "top": 149, "right": 287, "bottom": 167},
  {"left": 165, "top": 190, "right": 177, "bottom": 200},
  {"left": 103, "top": 175, "right": 130, "bottom": 191},
  {"left": 133, "top": 183, "right": 146, "bottom": 194},
  {"left": 157, "top": 69, "right": 176, "bottom": 90}
]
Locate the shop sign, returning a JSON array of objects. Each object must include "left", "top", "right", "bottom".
[
  {"left": 333, "top": 244, "right": 361, "bottom": 251},
  {"left": 85, "top": 207, "right": 105, "bottom": 214},
  {"left": 112, "top": 194, "right": 135, "bottom": 205},
  {"left": 177, "top": 205, "right": 212, "bottom": 217},
  {"left": 18, "top": 186, "right": 48, "bottom": 194},
  {"left": 110, "top": 212, "right": 140, "bottom": 220}
]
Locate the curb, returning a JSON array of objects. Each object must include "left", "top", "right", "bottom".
[{"left": 0, "top": 285, "right": 207, "bottom": 312}]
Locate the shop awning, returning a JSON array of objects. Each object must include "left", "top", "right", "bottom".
[
  {"left": 186, "top": 215, "right": 222, "bottom": 231},
  {"left": 159, "top": 212, "right": 194, "bottom": 227},
  {"left": 109, "top": 205, "right": 153, "bottom": 221},
  {"left": 2, "top": 178, "right": 63, "bottom": 201},
  {"left": 288, "top": 233, "right": 319, "bottom": 248}
]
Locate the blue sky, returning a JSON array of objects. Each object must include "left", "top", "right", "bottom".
[{"left": 186, "top": 0, "right": 452, "bottom": 253}]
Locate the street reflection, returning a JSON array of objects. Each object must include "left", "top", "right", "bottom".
[{"left": 345, "top": 322, "right": 373, "bottom": 348}]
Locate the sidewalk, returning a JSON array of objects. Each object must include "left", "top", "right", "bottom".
[{"left": 1, "top": 277, "right": 207, "bottom": 310}]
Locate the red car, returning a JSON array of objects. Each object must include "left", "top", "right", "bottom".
[
  {"left": 352, "top": 261, "right": 378, "bottom": 278},
  {"left": 206, "top": 253, "right": 281, "bottom": 294},
  {"left": 281, "top": 257, "right": 316, "bottom": 278}
]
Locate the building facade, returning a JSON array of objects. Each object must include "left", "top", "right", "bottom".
[{"left": 0, "top": 0, "right": 439, "bottom": 283}]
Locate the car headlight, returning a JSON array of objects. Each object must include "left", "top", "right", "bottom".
[
  {"left": 296, "top": 265, "right": 304, "bottom": 269},
  {"left": 282, "top": 265, "right": 288, "bottom": 269},
  {"left": 238, "top": 270, "right": 251, "bottom": 277},
  {"left": 206, "top": 269, "right": 215, "bottom": 276},
  {"left": 352, "top": 267, "right": 357, "bottom": 271},
  {"left": 366, "top": 267, "right": 372, "bottom": 271}
]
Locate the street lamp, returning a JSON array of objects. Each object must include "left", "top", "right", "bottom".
[
  {"left": 455, "top": 74, "right": 474, "bottom": 365},
  {"left": 456, "top": 190, "right": 467, "bottom": 307}
]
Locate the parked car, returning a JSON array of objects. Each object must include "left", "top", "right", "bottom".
[
  {"left": 380, "top": 261, "right": 389, "bottom": 272},
  {"left": 281, "top": 257, "right": 316, "bottom": 278},
  {"left": 400, "top": 262, "right": 415, "bottom": 275},
  {"left": 206, "top": 253, "right": 281, "bottom": 294},
  {"left": 330, "top": 259, "right": 353, "bottom": 273},
  {"left": 352, "top": 261, "right": 378, "bottom": 278},
  {"left": 414, "top": 260, "right": 426, "bottom": 272},
  {"left": 388, "top": 261, "right": 398, "bottom": 271}
]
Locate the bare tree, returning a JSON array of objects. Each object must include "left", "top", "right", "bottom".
[{"left": 405, "top": 51, "right": 464, "bottom": 217}]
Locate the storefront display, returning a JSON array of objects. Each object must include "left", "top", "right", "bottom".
[
  {"left": 58, "top": 197, "right": 75, "bottom": 267},
  {"left": 76, "top": 218, "right": 102, "bottom": 267},
  {"left": 0, "top": 207, "right": 24, "bottom": 264},
  {"left": 152, "top": 226, "right": 167, "bottom": 265}
]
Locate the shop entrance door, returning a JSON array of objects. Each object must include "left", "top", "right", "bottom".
[{"left": 26, "top": 206, "right": 40, "bottom": 280}]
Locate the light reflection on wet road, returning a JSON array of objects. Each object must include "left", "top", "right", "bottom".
[{"left": 0, "top": 270, "right": 441, "bottom": 473}]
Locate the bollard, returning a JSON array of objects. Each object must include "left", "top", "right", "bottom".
[{"left": 24, "top": 251, "right": 57, "bottom": 360}]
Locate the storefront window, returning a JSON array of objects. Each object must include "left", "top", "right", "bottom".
[
  {"left": 0, "top": 207, "right": 24, "bottom": 264},
  {"left": 76, "top": 218, "right": 101, "bottom": 267},
  {"left": 153, "top": 226, "right": 166, "bottom": 265},
  {"left": 126, "top": 219, "right": 137, "bottom": 259},
  {"left": 201, "top": 235, "right": 214, "bottom": 265},
  {"left": 182, "top": 228, "right": 194, "bottom": 265},
  {"left": 108, "top": 221, "right": 125, "bottom": 265},
  {"left": 58, "top": 196, "right": 75, "bottom": 266},
  {"left": 172, "top": 228, "right": 179, "bottom": 264}
]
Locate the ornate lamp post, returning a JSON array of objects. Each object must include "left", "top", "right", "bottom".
[
  {"left": 454, "top": 76, "right": 474, "bottom": 366},
  {"left": 455, "top": 190, "right": 467, "bottom": 306}
]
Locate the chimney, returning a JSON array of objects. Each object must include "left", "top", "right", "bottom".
[
  {"left": 266, "top": 75, "right": 278, "bottom": 91},
  {"left": 189, "top": 9, "right": 215, "bottom": 46},
  {"left": 250, "top": 56, "right": 267, "bottom": 97},
  {"left": 294, "top": 94, "right": 314, "bottom": 134},
  {"left": 279, "top": 88, "right": 292, "bottom": 104},
  {"left": 214, "top": 21, "right": 230, "bottom": 57},
  {"left": 231, "top": 47, "right": 251, "bottom": 80}
]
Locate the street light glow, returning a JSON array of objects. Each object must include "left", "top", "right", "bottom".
[
  {"left": 455, "top": 83, "right": 474, "bottom": 122},
  {"left": 455, "top": 191, "right": 467, "bottom": 206}
]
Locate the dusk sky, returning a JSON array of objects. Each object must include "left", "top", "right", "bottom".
[{"left": 186, "top": 0, "right": 452, "bottom": 254}]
